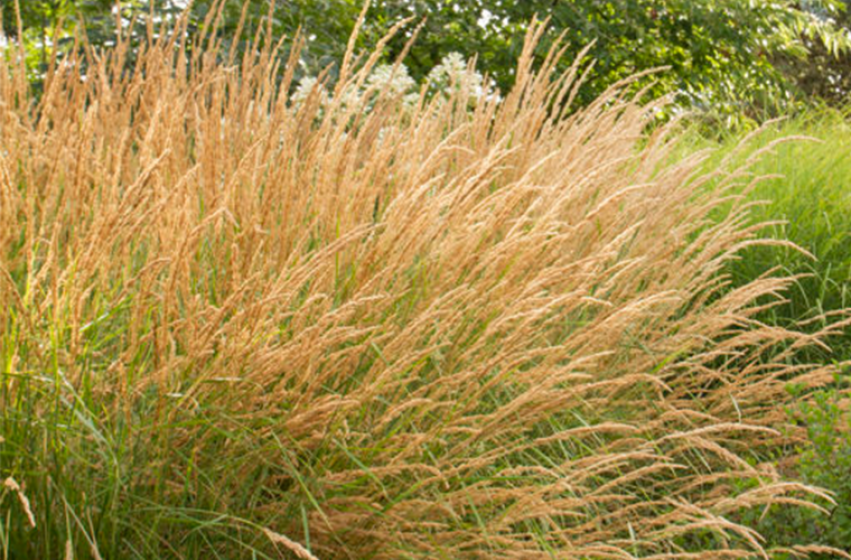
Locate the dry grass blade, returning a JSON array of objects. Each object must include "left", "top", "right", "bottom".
[
  {"left": 3, "top": 477, "right": 35, "bottom": 528},
  {"left": 263, "top": 528, "right": 321, "bottom": 560}
]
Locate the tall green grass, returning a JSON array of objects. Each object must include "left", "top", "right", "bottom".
[
  {"left": 685, "top": 110, "right": 851, "bottom": 358},
  {"left": 681, "top": 109, "right": 851, "bottom": 558}
]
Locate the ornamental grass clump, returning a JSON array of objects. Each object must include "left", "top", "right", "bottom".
[{"left": 0, "top": 4, "right": 847, "bottom": 559}]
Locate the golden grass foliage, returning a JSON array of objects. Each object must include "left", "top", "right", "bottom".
[{"left": 0, "top": 6, "right": 847, "bottom": 560}]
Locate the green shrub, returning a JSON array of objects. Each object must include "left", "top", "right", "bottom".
[
  {"left": 791, "top": 374, "right": 851, "bottom": 550},
  {"left": 734, "top": 374, "right": 851, "bottom": 558}
]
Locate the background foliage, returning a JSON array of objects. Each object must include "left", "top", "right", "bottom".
[{"left": 3, "top": 0, "right": 851, "bottom": 121}]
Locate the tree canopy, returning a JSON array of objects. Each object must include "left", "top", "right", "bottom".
[{"left": 2, "top": 0, "right": 850, "bottom": 121}]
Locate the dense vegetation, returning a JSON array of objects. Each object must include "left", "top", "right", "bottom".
[
  {"left": 689, "top": 113, "right": 851, "bottom": 555},
  {"left": 5, "top": 0, "right": 851, "bottom": 121},
  {"left": 2, "top": 1, "right": 851, "bottom": 559}
]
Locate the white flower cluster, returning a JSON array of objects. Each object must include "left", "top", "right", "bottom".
[
  {"left": 425, "top": 52, "right": 489, "bottom": 100},
  {"left": 366, "top": 64, "right": 417, "bottom": 99},
  {"left": 290, "top": 52, "right": 493, "bottom": 114},
  {"left": 291, "top": 75, "right": 328, "bottom": 108}
]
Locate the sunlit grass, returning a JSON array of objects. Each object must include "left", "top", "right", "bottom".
[
  {"left": 0, "top": 6, "right": 847, "bottom": 560},
  {"left": 681, "top": 110, "right": 851, "bottom": 361}
]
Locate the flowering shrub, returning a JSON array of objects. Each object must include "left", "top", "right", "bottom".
[{"left": 292, "top": 52, "right": 493, "bottom": 113}]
